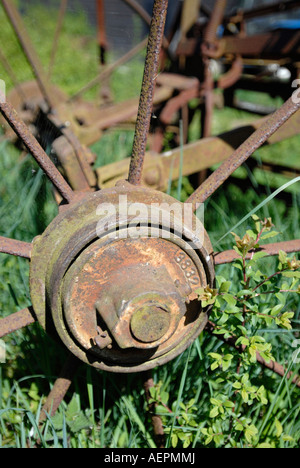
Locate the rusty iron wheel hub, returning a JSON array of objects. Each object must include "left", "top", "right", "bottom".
[{"left": 30, "top": 182, "right": 214, "bottom": 372}]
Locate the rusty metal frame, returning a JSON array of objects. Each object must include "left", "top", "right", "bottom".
[
  {"left": 173, "top": 0, "right": 300, "bottom": 130},
  {"left": 96, "top": 106, "right": 300, "bottom": 191},
  {"left": 0, "top": 0, "right": 196, "bottom": 191},
  {"left": 227, "top": 0, "right": 300, "bottom": 23},
  {"left": 0, "top": 0, "right": 300, "bottom": 443},
  {"left": 186, "top": 93, "right": 300, "bottom": 209},
  {"left": 3, "top": 0, "right": 300, "bottom": 188}
]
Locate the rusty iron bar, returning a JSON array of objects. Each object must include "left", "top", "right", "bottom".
[
  {"left": 256, "top": 351, "right": 300, "bottom": 387},
  {"left": 186, "top": 95, "right": 300, "bottom": 209},
  {"left": 1, "top": 0, "right": 57, "bottom": 110},
  {"left": 0, "top": 307, "right": 36, "bottom": 339},
  {"left": 228, "top": 0, "right": 300, "bottom": 22},
  {"left": 201, "top": 61, "right": 214, "bottom": 139},
  {"left": 218, "top": 30, "right": 300, "bottom": 59},
  {"left": 143, "top": 371, "right": 166, "bottom": 448},
  {"left": 202, "top": 1, "right": 233, "bottom": 143},
  {"left": 218, "top": 56, "right": 243, "bottom": 90},
  {"left": 47, "top": 111, "right": 97, "bottom": 189},
  {"left": 39, "top": 354, "right": 80, "bottom": 424},
  {"left": 96, "top": 108, "right": 300, "bottom": 190},
  {"left": 96, "top": 0, "right": 108, "bottom": 65},
  {"left": 204, "top": 0, "right": 227, "bottom": 45},
  {"left": 205, "top": 321, "right": 300, "bottom": 388},
  {"left": 0, "top": 236, "right": 32, "bottom": 259},
  {"left": 68, "top": 37, "right": 148, "bottom": 102},
  {"left": 0, "top": 95, "right": 74, "bottom": 203},
  {"left": 214, "top": 239, "right": 300, "bottom": 265},
  {"left": 128, "top": 0, "right": 168, "bottom": 186}
]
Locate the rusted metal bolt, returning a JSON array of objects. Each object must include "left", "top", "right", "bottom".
[
  {"left": 130, "top": 304, "right": 171, "bottom": 343},
  {"left": 94, "top": 326, "right": 113, "bottom": 350}
]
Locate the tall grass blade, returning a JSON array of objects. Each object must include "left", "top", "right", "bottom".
[
  {"left": 217, "top": 176, "right": 300, "bottom": 244},
  {"left": 166, "top": 346, "right": 191, "bottom": 448},
  {"left": 177, "top": 119, "right": 184, "bottom": 201},
  {"left": 121, "top": 395, "right": 156, "bottom": 448}
]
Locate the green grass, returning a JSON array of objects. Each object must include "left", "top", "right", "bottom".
[{"left": 0, "top": 2, "right": 299, "bottom": 448}]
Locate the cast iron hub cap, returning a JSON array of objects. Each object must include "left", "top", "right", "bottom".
[{"left": 30, "top": 182, "right": 214, "bottom": 372}]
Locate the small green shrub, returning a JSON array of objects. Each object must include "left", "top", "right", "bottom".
[{"left": 148, "top": 216, "right": 300, "bottom": 448}]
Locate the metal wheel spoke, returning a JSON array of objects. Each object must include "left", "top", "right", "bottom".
[
  {"left": 143, "top": 371, "right": 165, "bottom": 448},
  {"left": 1, "top": 0, "right": 57, "bottom": 110},
  {"left": 205, "top": 321, "right": 300, "bottom": 388},
  {"left": 96, "top": 0, "right": 107, "bottom": 65},
  {"left": 39, "top": 354, "right": 80, "bottom": 424},
  {"left": 68, "top": 37, "right": 148, "bottom": 102},
  {"left": 0, "top": 236, "right": 32, "bottom": 259},
  {"left": 0, "top": 307, "right": 36, "bottom": 339},
  {"left": 214, "top": 239, "right": 300, "bottom": 266},
  {"left": 0, "top": 97, "right": 74, "bottom": 203},
  {"left": 186, "top": 94, "right": 300, "bottom": 209},
  {"left": 204, "top": 0, "right": 227, "bottom": 46},
  {"left": 128, "top": 0, "right": 169, "bottom": 185}
]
